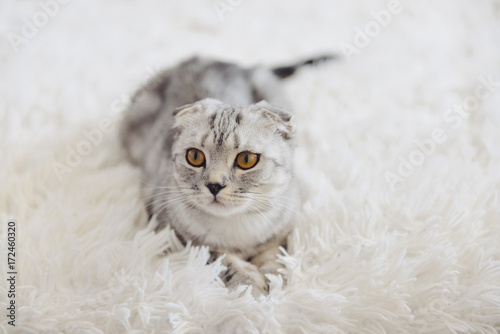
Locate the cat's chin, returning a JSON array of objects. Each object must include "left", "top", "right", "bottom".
[{"left": 196, "top": 199, "right": 247, "bottom": 218}]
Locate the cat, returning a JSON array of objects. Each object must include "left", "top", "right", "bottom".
[{"left": 120, "top": 56, "right": 333, "bottom": 294}]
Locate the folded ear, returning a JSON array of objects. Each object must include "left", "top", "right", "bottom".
[
  {"left": 174, "top": 98, "right": 222, "bottom": 117},
  {"left": 255, "top": 101, "right": 295, "bottom": 140},
  {"left": 173, "top": 98, "right": 223, "bottom": 128},
  {"left": 173, "top": 103, "right": 201, "bottom": 118}
]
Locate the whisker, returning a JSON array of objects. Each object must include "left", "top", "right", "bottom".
[
  {"left": 142, "top": 189, "right": 191, "bottom": 202},
  {"left": 147, "top": 193, "right": 188, "bottom": 210},
  {"left": 151, "top": 195, "right": 191, "bottom": 219},
  {"left": 246, "top": 192, "right": 307, "bottom": 223}
]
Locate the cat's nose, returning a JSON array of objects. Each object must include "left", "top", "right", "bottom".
[{"left": 206, "top": 183, "right": 226, "bottom": 196}]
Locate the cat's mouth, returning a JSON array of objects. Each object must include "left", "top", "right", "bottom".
[
  {"left": 211, "top": 198, "right": 225, "bottom": 206},
  {"left": 193, "top": 195, "right": 246, "bottom": 217}
]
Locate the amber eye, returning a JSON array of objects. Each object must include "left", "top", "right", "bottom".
[
  {"left": 186, "top": 148, "right": 205, "bottom": 167},
  {"left": 235, "top": 152, "right": 259, "bottom": 170}
]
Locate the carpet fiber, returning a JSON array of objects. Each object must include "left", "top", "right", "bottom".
[{"left": 1, "top": 0, "right": 500, "bottom": 333}]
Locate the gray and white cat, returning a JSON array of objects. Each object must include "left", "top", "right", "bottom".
[{"left": 120, "top": 56, "right": 331, "bottom": 294}]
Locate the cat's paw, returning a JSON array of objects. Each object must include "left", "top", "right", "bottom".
[
  {"left": 224, "top": 261, "right": 268, "bottom": 296},
  {"left": 258, "top": 261, "right": 283, "bottom": 277}
]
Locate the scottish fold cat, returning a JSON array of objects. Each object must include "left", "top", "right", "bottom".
[{"left": 120, "top": 56, "right": 331, "bottom": 294}]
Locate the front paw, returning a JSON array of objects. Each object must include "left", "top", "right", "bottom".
[{"left": 224, "top": 262, "right": 268, "bottom": 296}]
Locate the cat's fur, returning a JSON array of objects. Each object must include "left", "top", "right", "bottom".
[{"left": 120, "top": 56, "right": 330, "bottom": 294}]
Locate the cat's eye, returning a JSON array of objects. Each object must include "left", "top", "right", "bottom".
[
  {"left": 186, "top": 148, "right": 205, "bottom": 167},
  {"left": 235, "top": 152, "right": 259, "bottom": 170}
]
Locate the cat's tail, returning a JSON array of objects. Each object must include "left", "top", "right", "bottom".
[{"left": 271, "top": 55, "right": 336, "bottom": 79}]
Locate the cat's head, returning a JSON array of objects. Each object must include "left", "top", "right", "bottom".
[{"left": 169, "top": 98, "right": 296, "bottom": 217}]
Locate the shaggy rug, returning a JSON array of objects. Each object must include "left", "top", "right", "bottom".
[{"left": 1, "top": 0, "right": 500, "bottom": 333}]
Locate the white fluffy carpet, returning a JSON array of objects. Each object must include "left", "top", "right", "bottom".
[{"left": 2, "top": 0, "right": 500, "bottom": 333}]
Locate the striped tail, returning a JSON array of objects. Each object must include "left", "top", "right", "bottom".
[{"left": 272, "top": 55, "right": 336, "bottom": 79}]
